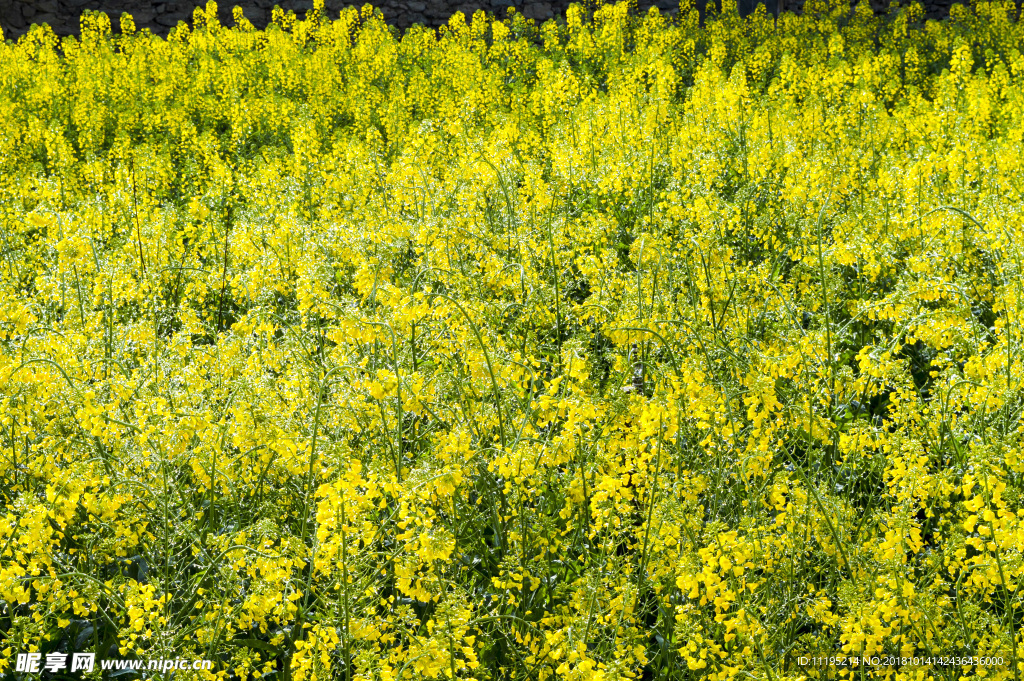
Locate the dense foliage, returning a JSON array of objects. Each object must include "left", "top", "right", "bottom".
[{"left": 2, "top": 0, "right": 1024, "bottom": 678}]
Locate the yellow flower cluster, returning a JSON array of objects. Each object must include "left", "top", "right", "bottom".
[{"left": 2, "top": 0, "right": 1024, "bottom": 678}]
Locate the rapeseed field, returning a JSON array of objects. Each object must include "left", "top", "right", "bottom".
[{"left": 1, "top": 0, "right": 1023, "bottom": 678}]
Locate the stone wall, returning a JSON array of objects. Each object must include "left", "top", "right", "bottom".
[{"left": 0, "top": 0, "right": 1006, "bottom": 42}]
